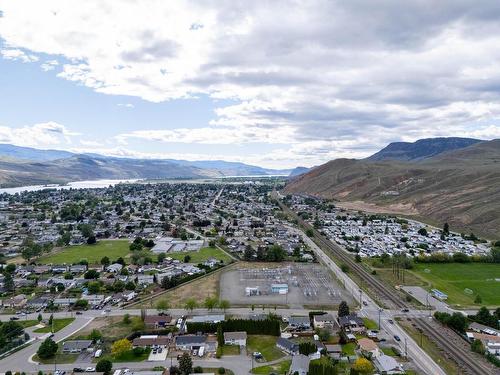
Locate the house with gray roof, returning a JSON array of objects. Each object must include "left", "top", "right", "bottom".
[{"left": 276, "top": 337, "right": 299, "bottom": 355}]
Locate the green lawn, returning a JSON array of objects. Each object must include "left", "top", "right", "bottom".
[
  {"left": 382, "top": 347, "right": 399, "bottom": 357},
  {"left": 341, "top": 343, "right": 356, "bottom": 356},
  {"left": 410, "top": 263, "right": 500, "bottom": 307},
  {"left": 363, "top": 318, "right": 378, "bottom": 330},
  {"left": 34, "top": 344, "right": 78, "bottom": 364},
  {"left": 221, "top": 345, "right": 240, "bottom": 356},
  {"left": 105, "top": 348, "right": 151, "bottom": 363},
  {"left": 34, "top": 318, "right": 75, "bottom": 333},
  {"left": 252, "top": 360, "right": 291, "bottom": 374},
  {"left": 166, "top": 247, "right": 232, "bottom": 264},
  {"left": 247, "top": 335, "right": 285, "bottom": 362},
  {"left": 38, "top": 240, "right": 130, "bottom": 265},
  {"left": 18, "top": 320, "right": 39, "bottom": 328}
]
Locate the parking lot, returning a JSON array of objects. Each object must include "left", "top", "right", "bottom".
[{"left": 220, "top": 263, "right": 354, "bottom": 307}]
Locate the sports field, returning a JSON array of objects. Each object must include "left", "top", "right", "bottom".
[
  {"left": 410, "top": 263, "right": 500, "bottom": 307},
  {"left": 37, "top": 240, "right": 130, "bottom": 265}
]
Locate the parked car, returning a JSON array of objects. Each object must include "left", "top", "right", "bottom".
[
  {"left": 388, "top": 319, "right": 394, "bottom": 324},
  {"left": 76, "top": 311, "right": 83, "bottom": 315},
  {"left": 73, "top": 368, "right": 85, "bottom": 372},
  {"left": 401, "top": 308, "right": 409, "bottom": 312},
  {"left": 394, "top": 335, "right": 401, "bottom": 342},
  {"left": 85, "top": 367, "right": 96, "bottom": 372}
]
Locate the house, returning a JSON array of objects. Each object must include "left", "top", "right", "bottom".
[
  {"left": 338, "top": 314, "right": 365, "bottom": 333},
  {"left": 107, "top": 263, "right": 123, "bottom": 273},
  {"left": 26, "top": 296, "right": 50, "bottom": 309},
  {"left": 313, "top": 313, "right": 335, "bottom": 329},
  {"left": 276, "top": 337, "right": 299, "bottom": 355},
  {"left": 324, "top": 344, "right": 342, "bottom": 360},
  {"left": 144, "top": 314, "right": 173, "bottom": 329},
  {"left": 62, "top": 340, "right": 93, "bottom": 353},
  {"left": 137, "top": 274, "right": 155, "bottom": 285},
  {"left": 132, "top": 335, "right": 170, "bottom": 348},
  {"left": 3, "top": 294, "right": 27, "bottom": 308},
  {"left": 357, "top": 338, "right": 380, "bottom": 358},
  {"left": 289, "top": 354, "right": 310, "bottom": 375},
  {"left": 289, "top": 316, "right": 311, "bottom": 329},
  {"left": 223, "top": 331, "right": 247, "bottom": 346},
  {"left": 70, "top": 264, "right": 87, "bottom": 274},
  {"left": 175, "top": 335, "right": 207, "bottom": 351},
  {"left": 373, "top": 354, "right": 404, "bottom": 374}
]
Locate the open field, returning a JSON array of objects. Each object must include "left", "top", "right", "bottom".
[
  {"left": 139, "top": 267, "right": 223, "bottom": 308},
  {"left": 220, "top": 262, "right": 353, "bottom": 307},
  {"left": 410, "top": 263, "right": 500, "bottom": 307},
  {"left": 246, "top": 335, "right": 285, "bottom": 362},
  {"left": 37, "top": 240, "right": 130, "bottom": 265},
  {"left": 167, "top": 246, "right": 232, "bottom": 264}
]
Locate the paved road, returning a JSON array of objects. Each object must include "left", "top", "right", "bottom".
[
  {"left": 0, "top": 315, "right": 94, "bottom": 373},
  {"left": 288, "top": 225, "right": 447, "bottom": 375}
]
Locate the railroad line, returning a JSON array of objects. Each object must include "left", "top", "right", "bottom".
[
  {"left": 278, "top": 200, "right": 408, "bottom": 309},
  {"left": 413, "top": 318, "right": 497, "bottom": 375}
]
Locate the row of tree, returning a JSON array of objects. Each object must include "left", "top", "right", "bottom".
[{"left": 187, "top": 318, "right": 281, "bottom": 336}]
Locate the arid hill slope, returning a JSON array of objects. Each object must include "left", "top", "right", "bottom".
[{"left": 285, "top": 139, "right": 500, "bottom": 238}]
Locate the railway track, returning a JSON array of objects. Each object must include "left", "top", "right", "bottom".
[
  {"left": 413, "top": 318, "right": 498, "bottom": 375},
  {"left": 278, "top": 200, "right": 408, "bottom": 309}
]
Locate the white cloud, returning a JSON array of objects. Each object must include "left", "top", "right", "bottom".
[
  {"left": 117, "top": 103, "right": 134, "bottom": 108},
  {"left": 40, "top": 59, "right": 59, "bottom": 71},
  {"left": 1, "top": 1, "right": 500, "bottom": 166},
  {"left": 0, "top": 122, "right": 79, "bottom": 148},
  {"left": 0, "top": 48, "right": 38, "bottom": 63}
]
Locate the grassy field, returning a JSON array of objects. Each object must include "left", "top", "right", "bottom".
[
  {"left": 410, "top": 263, "right": 500, "bottom": 307},
  {"left": 34, "top": 318, "right": 75, "bottom": 333},
  {"left": 33, "top": 343, "right": 78, "bottom": 364},
  {"left": 37, "top": 240, "right": 130, "bottom": 265},
  {"left": 167, "top": 247, "right": 232, "bottom": 264},
  {"left": 362, "top": 318, "right": 378, "bottom": 330},
  {"left": 18, "top": 320, "right": 39, "bottom": 328},
  {"left": 221, "top": 345, "right": 240, "bottom": 356},
  {"left": 247, "top": 335, "right": 285, "bottom": 362},
  {"left": 138, "top": 264, "right": 229, "bottom": 308},
  {"left": 252, "top": 360, "right": 291, "bottom": 374}
]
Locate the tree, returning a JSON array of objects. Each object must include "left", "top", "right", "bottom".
[
  {"left": 491, "top": 247, "right": 500, "bottom": 263},
  {"left": 184, "top": 298, "right": 198, "bottom": 312},
  {"left": 84, "top": 269, "right": 100, "bottom": 279},
  {"left": 219, "top": 300, "right": 230, "bottom": 312},
  {"left": 355, "top": 254, "right": 362, "bottom": 263},
  {"left": 87, "top": 281, "right": 101, "bottom": 294},
  {"left": 37, "top": 338, "right": 58, "bottom": 359},
  {"left": 156, "top": 299, "right": 170, "bottom": 313},
  {"left": 74, "top": 299, "right": 89, "bottom": 310},
  {"left": 184, "top": 255, "right": 191, "bottom": 263},
  {"left": 443, "top": 222, "right": 450, "bottom": 236},
  {"left": 37, "top": 313, "right": 43, "bottom": 323},
  {"left": 111, "top": 338, "right": 132, "bottom": 356},
  {"left": 474, "top": 295, "right": 482, "bottom": 304},
  {"left": 352, "top": 358, "right": 372, "bottom": 374},
  {"left": 471, "top": 339, "right": 485, "bottom": 354},
  {"left": 340, "top": 264, "right": 349, "bottom": 273},
  {"left": 448, "top": 312, "right": 468, "bottom": 333},
  {"left": 96, "top": 359, "right": 113, "bottom": 375},
  {"left": 178, "top": 352, "right": 193, "bottom": 375},
  {"left": 204, "top": 296, "right": 218, "bottom": 311},
  {"left": 123, "top": 314, "right": 131, "bottom": 325},
  {"left": 338, "top": 301, "right": 350, "bottom": 317},
  {"left": 101, "top": 256, "right": 110, "bottom": 267},
  {"left": 89, "top": 329, "right": 102, "bottom": 343},
  {"left": 306, "top": 229, "right": 314, "bottom": 237},
  {"left": 3, "top": 273, "right": 14, "bottom": 292},
  {"left": 418, "top": 228, "right": 428, "bottom": 236},
  {"left": 299, "top": 342, "right": 317, "bottom": 355}
]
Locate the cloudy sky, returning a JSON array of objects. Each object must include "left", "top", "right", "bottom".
[{"left": 1, "top": 1, "right": 500, "bottom": 168}]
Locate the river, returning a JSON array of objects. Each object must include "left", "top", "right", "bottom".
[{"left": 0, "top": 179, "right": 140, "bottom": 194}]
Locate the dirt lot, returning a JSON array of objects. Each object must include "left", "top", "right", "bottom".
[{"left": 220, "top": 262, "right": 354, "bottom": 308}]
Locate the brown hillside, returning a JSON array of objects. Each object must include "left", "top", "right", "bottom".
[{"left": 284, "top": 139, "right": 500, "bottom": 238}]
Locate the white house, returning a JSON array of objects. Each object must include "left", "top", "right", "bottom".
[{"left": 223, "top": 331, "right": 247, "bottom": 346}]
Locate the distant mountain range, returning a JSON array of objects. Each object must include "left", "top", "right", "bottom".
[
  {"left": 0, "top": 144, "right": 293, "bottom": 188},
  {"left": 367, "top": 137, "right": 481, "bottom": 161},
  {"left": 285, "top": 138, "right": 500, "bottom": 239}
]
